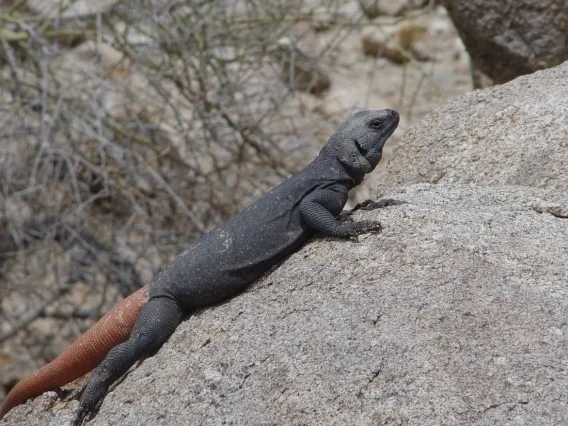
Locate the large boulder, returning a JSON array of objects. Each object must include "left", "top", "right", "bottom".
[
  {"left": 441, "top": 0, "right": 568, "bottom": 84},
  {"left": 378, "top": 60, "right": 568, "bottom": 196},
  {"left": 3, "top": 183, "right": 568, "bottom": 425}
]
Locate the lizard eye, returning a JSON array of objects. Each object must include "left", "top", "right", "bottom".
[{"left": 369, "top": 119, "right": 384, "bottom": 130}]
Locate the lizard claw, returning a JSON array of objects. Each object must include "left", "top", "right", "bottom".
[
  {"left": 73, "top": 409, "right": 87, "bottom": 426},
  {"left": 352, "top": 198, "right": 406, "bottom": 212},
  {"left": 73, "top": 378, "right": 108, "bottom": 426},
  {"left": 348, "top": 234, "right": 360, "bottom": 243},
  {"left": 353, "top": 220, "right": 383, "bottom": 235},
  {"left": 340, "top": 220, "right": 382, "bottom": 240}
]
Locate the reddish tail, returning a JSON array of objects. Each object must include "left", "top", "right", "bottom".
[{"left": 0, "top": 285, "right": 149, "bottom": 420}]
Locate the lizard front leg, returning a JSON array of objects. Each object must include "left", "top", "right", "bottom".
[{"left": 299, "top": 185, "right": 382, "bottom": 239}]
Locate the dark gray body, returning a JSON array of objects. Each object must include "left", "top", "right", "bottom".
[
  {"left": 75, "top": 109, "right": 399, "bottom": 425},
  {"left": 152, "top": 154, "right": 353, "bottom": 308}
]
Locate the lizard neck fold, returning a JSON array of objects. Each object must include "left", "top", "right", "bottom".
[{"left": 315, "top": 151, "right": 365, "bottom": 187}]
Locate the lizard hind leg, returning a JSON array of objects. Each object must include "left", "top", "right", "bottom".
[{"left": 74, "top": 296, "right": 183, "bottom": 425}]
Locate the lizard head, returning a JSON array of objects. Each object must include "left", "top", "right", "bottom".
[{"left": 323, "top": 109, "right": 399, "bottom": 181}]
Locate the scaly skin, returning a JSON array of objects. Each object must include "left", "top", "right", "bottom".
[{"left": 0, "top": 285, "right": 149, "bottom": 420}]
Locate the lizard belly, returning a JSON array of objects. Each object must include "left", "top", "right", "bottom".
[{"left": 149, "top": 230, "right": 308, "bottom": 309}]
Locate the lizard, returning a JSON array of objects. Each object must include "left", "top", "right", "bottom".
[{"left": 0, "top": 108, "right": 399, "bottom": 424}]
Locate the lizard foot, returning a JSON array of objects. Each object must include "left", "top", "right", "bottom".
[
  {"left": 339, "top": 219, "right": 383, "bottom": 242},
  {"left": 72, "top": 381, "right": 108, "bottom": 426},
  {"left": 351, "top": 220, "right": 383, "bottom": 235}
]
